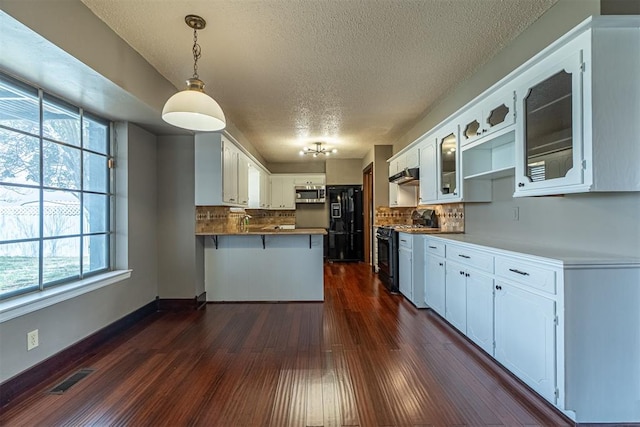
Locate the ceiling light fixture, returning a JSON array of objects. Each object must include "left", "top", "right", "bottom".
[
  {"left": 162, "top": 15, "right": 226, "bottom": 132},
  {"left": 299, "top": 142, "right": 338, "bottom": 158}
]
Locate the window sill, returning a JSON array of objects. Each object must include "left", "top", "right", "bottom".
[{"left": 0, "top": 270, "right": 132, "bottom": 323}]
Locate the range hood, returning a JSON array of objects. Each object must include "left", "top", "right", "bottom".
[{"left": 389, "top": 167, "right": 420, "bottom": 185}]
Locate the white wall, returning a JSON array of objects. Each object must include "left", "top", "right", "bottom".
[
  {"left": 156, "top": 135, "right": 204, "bottom": 299},
  {"left": 0, "top": 123, "right": 158, "bottom": 383}
]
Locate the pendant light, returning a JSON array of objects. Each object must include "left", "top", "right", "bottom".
[{"left": 162, "top": 15, "right": 226, "bottom": 132}]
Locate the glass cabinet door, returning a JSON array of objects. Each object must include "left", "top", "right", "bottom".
[
  {"left": 438, "top": 128, "right": 458, "bottom": 198},
  {"left": 515, "top": 51, "right": 583, "bottom": 193}
]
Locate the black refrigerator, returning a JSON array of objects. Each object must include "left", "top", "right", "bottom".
[{"left": 327, "top": 185, "right": 363, "bottom": 262}]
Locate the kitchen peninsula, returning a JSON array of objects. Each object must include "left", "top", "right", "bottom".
[{"left": 198, "top": 228, "right": 326, "bottom": 302}]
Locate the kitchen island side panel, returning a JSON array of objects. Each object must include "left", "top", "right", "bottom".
[{"left": 204, "top": 234, "right": 324, "bottom": 302}]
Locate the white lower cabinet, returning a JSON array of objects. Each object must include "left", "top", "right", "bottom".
[
  {"left": 494, "top": 280, "right": 556, "bottom": 402},
  {"left": 444, "top": 261, "right": 467, "bottom": 333},
  {"left": 398, "top": 233, "right": 425, "bottom": 307},
  {"left": 424, "top": 235, "right": 640, "bottom": 423},
  {"left": 398, "top": 245, "right": 413, "bottom": 301},
  {"left": 465, "top": 269, "right": 494, "bottom": 355},
  {"left": 424, "top": 239, "right": 446, "bottom": 315}
]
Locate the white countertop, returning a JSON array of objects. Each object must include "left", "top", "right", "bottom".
[{"left": 424, "top": 233, "right": 640, "bottom": 267}]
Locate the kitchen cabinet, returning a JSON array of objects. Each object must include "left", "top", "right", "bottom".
[
  {"left": 293, "top": 174, "right": 325, "bottom": 185},
  {"left": 424, "top": 231, "right": 640, "bottom": 423},
  {"left": 270, "top": 175, "right": 295, "bottom": 209},
  {"left": 389, "top": 182, "right": 417, "bottom": 207},
  {"left": 513, "top": 19, "right": 640, "bottom": 197},
  {"left": 237, "top": 152, "right": 249, "bottom": 206},
  {"left": 195, "top": 133, "right": 252, "bottom": 207},
  {"left": 424, "top": 238, "right": 445, "bottom": 316},
  {"left": 398, "top": 241, "right": 413, "bottom": 301},
  {"left": 418, "top": 141, "right": 437, "bottom": 204},
  {"left": 444, "top": 261, "right": 467, "bottom": 333},
  {"left": 459, "top": 89, "right": 515, "bottom": 147},
  {"left": 259, "top": 168, "right": 271, "bottom": 209},
  {"left": 397, "top": 233, "right": 426, "bottom": 307},
  {"left": 437, "top": 124, "right": 460, "bottom": 201},
  {"left": 494, "top": 279, "right": 556, "bottom": 402}
]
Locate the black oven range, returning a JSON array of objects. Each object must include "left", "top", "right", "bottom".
[{"left": 376, "top": 226, "right": 398, "bottom": 293}]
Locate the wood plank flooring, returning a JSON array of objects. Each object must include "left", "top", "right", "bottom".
[{"left": 0, "top": 263, "right": 572, "bottom": 426}]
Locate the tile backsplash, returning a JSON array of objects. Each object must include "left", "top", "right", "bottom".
[
  {"left": 375, "top": 203, "right": 465, "bottom": 232},
  {"left": 196, "top": 206, "right": 295, "bottom": 233}
]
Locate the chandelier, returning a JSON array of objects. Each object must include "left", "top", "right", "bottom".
[
  {"left": 162, "top": 15, "right": 226, "bottom": 132},
  {"left": 299, "top": 142, "right": 338, "bottom": 157}
]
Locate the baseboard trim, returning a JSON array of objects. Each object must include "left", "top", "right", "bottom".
[
  {"left": 0, "top": 299, "right": 157, "bottom": 408},
  {"left": 157, "top": 296, "right": 205, "bottom": 311}
]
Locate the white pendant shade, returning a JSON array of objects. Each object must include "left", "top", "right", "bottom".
[{"left": 162, "top": 89, "right": 226, "bottom": 132}]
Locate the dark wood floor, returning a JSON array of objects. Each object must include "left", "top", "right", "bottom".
[{"left": 0, "top": 263, "right": 572, "bottom": 426}]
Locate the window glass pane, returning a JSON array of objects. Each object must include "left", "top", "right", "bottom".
[
  {"left": 0, "top": 241, "right": 39, "bottom": 297},
  {"left": 0, "top": 185, "right": 40, "bottom": 242},
  {"left": 43, "top": 189, "right": 80, "bottom": 238},
  {"left": 43, "top": 237, "right": 80, "bottom": 284},
  {"left": 0, "top": 75, "right": 39, "bottom": 135},
  {"left": 43, "top": 140, "right": 81, "bottom": 190},
  {"left": 83, "top": 152, "right": 108, "bottom": 193},
  {"left": 0, "top": 128, "right": 40, "bottom": 186},
  {"left": 83, "top": 115, "right": 109, "bottom": 154},
  {"left": 43, "top": 95, "right": 80, "bottom": 146},
  {"left": 83, "top": 234, "right": 108, "bottom": 274},
  {"left": 83, "top": 193, "right": 108, "bottom": 234}
]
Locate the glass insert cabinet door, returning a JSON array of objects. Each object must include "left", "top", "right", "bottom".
[
  {"left": 438, "top": 126, "right": 459, "bottom": 198},
  {"left": 515, "top": 50, "right": 584, "bottom": 192}
]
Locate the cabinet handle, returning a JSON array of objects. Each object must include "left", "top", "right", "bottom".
[
  {"left": 458, "top": 254, "right": 470, "bottom": 259},
  {"left": 508, "top": 268, "right": 530, "bottom": 276},
  {"left": 495, "top": 285, "right": 502, "bottom": 290},
  {"left": 400, "top": 239, "right": 407, "bottom": 243},
  {"left": 459, "top": 271, "right": 465, "bottom": 275},
  {"left": 439, "top": 262, "right": 443, "bottom": 266},
  {"left": 428, "top": 245, "right": 437, "bottom": 249},
  {"left": 518, "top": 182, "right": 525, "bottom": 187},
  {"left": 465, "top": 273, "right": 470, "bottom": 277}
]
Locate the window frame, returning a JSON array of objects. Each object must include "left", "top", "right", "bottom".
[{"left": 0, "top": 72, "right": 113, "bottom": 301}]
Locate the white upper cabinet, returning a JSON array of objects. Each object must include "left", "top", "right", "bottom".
[
  {"left": 271, "top": 175, "right": 296, "bottom": 209},
  {"left": 259, "top": 168, "right": 271, "bottom": 209},
  {"left": 405, "top": 146, "right": 419, "bottom": 169},
  {"left": 436, "top": 124, "right": 460, "bottom": 201},
  {"left": 419, "top": 140, "right": 438, "bottom": 204},
  {"left": 513, "top": 19, "right": 640, "bottom": 197},
  {"left": 459, "top": 88, "right": 516, "bottom": 148},
  {"left": 195, "top": 133, "right": 266, "bottom": 208},
  {"left": 293, "top": 174, "right": 326, "bottom": 185}
]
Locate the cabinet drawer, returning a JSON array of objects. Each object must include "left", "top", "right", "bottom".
[
  {"left": 495, "top": 257, "right": 556, "bottom": 295},
  {"left": 447, "top": 244, "right": 494, "bottom": 273},
  {"left": 425, "top": 239, "right": 445, "bottom": 257},
  {"left": 398, "top": 233, "right": 412, "bottom": 250}
]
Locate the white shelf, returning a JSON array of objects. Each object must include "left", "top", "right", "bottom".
[{"left": 464, "top": 166, "right": 515, "bottom": 180}]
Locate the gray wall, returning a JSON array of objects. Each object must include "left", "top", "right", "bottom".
[
  {"left": 267, "top": 162, "right": 326, "bottom": 174},
  {"left": 465, "top": 177, "right": 640, "bottom": 256},
  {"left": 0, "top": 123, "right": 158, "bottom": 383},
  {"left": 156, "top": 135, "right": 203, "bottom": 298},
  {"left": 326, "top": 159, "right": 364, "bottom": 185}
]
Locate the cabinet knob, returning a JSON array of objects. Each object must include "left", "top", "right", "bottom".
[
  {"left": 465, "top": 273, "right": 470, "bottom": 277},
  {"left": 495, "top": 285, "right": 502, "bottom": 290},
  {"left": 459, "top": 271, "right": 464, "bottom": 275},
  {"left": 439, "top": 262, "right": 443, "bottom": 266},
  {"left": 518, "top": 182, "right": 525, "bottom": 187}
]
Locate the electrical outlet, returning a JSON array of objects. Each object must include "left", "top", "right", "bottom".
[
  {"left": 27, "top": 329, "right": 39, "bottom": 351},
  {"left": 512, "top": 207, "right": 520, "bottom": 221}
]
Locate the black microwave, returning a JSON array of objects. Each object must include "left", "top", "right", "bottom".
[{"left": 295, "top": 185, "right": 326, "bottom": 203}]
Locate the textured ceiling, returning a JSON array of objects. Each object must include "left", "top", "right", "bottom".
[{"left": 80, "top": 0, "right": 557, "bottom": 163}]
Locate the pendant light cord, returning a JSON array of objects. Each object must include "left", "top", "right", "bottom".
[{"left": 192, "top": 28, "right": 201, "bottom": 79}]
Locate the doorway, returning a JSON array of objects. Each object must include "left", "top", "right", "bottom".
[{"left": 362, "top": 163, "right": 374, "bottom": 266}]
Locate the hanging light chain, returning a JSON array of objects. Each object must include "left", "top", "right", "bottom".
[{"left": 192, "top": 27, "right": 202, "bottom": 79}]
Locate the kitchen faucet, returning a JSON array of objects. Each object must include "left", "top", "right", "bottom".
[{"left": 239, "top": 214, "right": 252, "bottom": 232}]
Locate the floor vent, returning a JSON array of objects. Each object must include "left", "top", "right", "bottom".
[{"left": 48, "top": 368, "right": 95, "bottom": 394}]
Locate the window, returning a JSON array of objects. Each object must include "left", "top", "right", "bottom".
[{"left": 0, "top": 73, "right": 112, "bottom": 300}]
